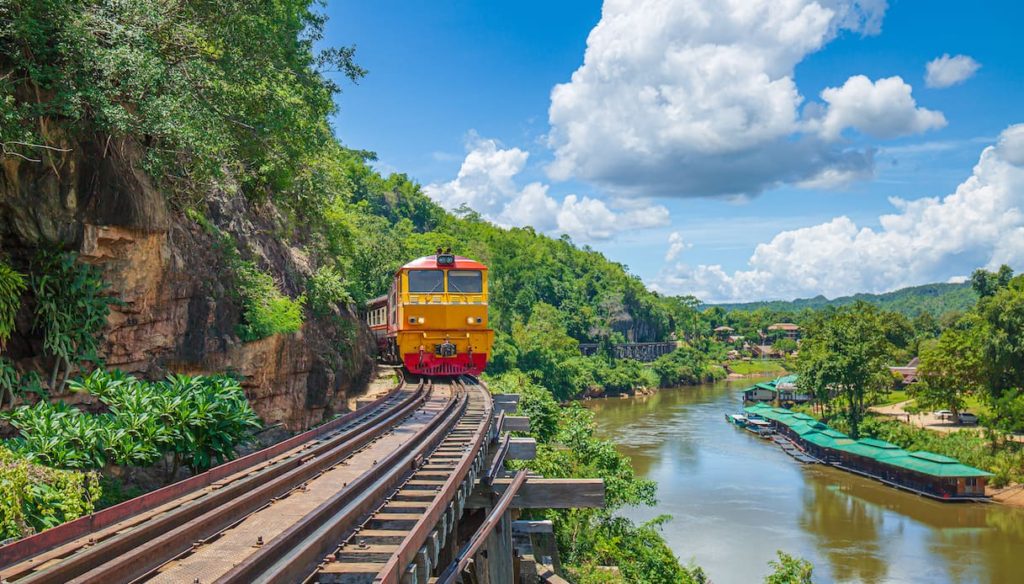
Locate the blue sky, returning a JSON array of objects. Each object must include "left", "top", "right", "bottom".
[{"left": 322, "top": 1, "right": 1024, "bottom": 302}]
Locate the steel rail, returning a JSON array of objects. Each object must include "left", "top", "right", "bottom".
[
  {"left": 0, "top": 378, "right": 409, "bottom": 569},
  {"left": 213, "top": 381, "right": 470, "bottom": 584},
  {"left": 373, "top": 380, "right": 494, "bottom": 584},
  {"left": 435, "top": 469, "right": 529, "bottom": 584},
  {"left": 9, "top": 381, "right": 429, "bottom": 584},
  {"left": 484, "top": 432, "right": 511, "bottom": 485}
]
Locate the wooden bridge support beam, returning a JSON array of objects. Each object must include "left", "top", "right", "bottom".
[{"left": 480, "top": 509, "right": 514, "bottom": 584}]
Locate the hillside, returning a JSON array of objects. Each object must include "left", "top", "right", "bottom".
[
  {"left": 711, "top": 282, "right": 978, "bottom": 317},
  {"left": 0, "top": 0, "right": 680, "bottom": 426},
  {"left": 0, "top": 5, "right": 698, "bottom": 579}
]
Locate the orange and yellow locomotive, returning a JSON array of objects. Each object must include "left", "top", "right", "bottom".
[{"left": 365, "top": 250, "right": 494, "bottom": 376}]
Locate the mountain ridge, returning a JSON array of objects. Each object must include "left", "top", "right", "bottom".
[{"left": 709, "top": 281, "right": 978, "bottom": 317}]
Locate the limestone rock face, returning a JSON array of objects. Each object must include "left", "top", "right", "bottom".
[{"left": 0, "top": 137, "right": 374, "bottom": 431}]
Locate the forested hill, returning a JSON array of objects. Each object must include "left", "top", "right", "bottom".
[
  {"left": 712, "top": 282, "right": 978, "bottom": 317},
  {"left": 0, "top": 0, "right": 681, "bottom": 384}
]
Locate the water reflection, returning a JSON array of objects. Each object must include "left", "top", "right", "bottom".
[
  {"left": 800, "top": 477, "right": 888, "bottom": 583},
  {"left": 587, "top": 379, "right": 1024, "bottom": 584}
]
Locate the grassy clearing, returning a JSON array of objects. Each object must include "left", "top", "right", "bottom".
[
  {"left": 871, "top": 389, "right": 911, "bottom": 407},
  {"left": 727, "top": 360, "right": 786, "bottom": 376}
]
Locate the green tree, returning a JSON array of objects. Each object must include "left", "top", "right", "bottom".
[
  {"left": 969, "top": 275, "right": 1024, "bottom": 433},
  {"left": 1, "top": 0, "right": 365, "bottom": 201},
  {"left": 511, "top": 303, "right": 580, "bottom": 399},
  {"left": 971, "top": 265, "right": 1014, "bottom": 298},
  {"left": 913, "top": 319, "right": 986, "bottom": 421},
  {"left": 797, "top": 303, "right": 897, "bottom": 437},
  {"left": 773, "top": 337, "right": 798, "bottom": 355}
]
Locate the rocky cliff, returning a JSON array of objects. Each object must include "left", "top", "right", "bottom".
[{"left": 0, "top": 136, "right": 375, "bottom": 431}]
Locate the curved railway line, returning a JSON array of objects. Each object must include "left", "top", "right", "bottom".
[{"left": 0, "top": 376, "right": 600, "bottom": 584}]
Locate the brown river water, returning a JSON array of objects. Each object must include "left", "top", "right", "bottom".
[{"left": 585, "top": 378, "right": 1024, "bottom": 584}]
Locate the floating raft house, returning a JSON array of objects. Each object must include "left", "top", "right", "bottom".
[{"left": 744, "top": 403, "right": 991, "bottom": 501}]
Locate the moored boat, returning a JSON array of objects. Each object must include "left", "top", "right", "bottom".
[
  {"left": 745, "top": 417, "right": 774, "bottom": 437},
  {"left": 725, "top": 413, "right": 748, "bottom": 427}
]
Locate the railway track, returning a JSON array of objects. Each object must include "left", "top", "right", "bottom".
[{"left": 0, "top": 376, "right": 502, "bottom": 584}]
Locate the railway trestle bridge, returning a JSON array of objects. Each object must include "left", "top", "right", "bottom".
[
  {"left": 579, "top": 341, "right": 678, "bottom": 362},
  {"left": 0, "top": 377, "right": 602, "bottom": 584}
]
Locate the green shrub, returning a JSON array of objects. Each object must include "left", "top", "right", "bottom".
[
  {"left": 29, "top": 251, "right": 117, "bottom": 391},
  {"left": 95, "top": 474, "right": 146, "bottom": 511},
  {"left": 0, "top": 259, "right": 26, "bottom": 349},
  {"left": 234, "top": 262, "right": 305, "bottom": 342},
  {"left": 306, "top": 265, "right": 352, "bottom": 318},
  {"left": 651, "top": 345, "right": 723, "bottom": 387},
  {"left": 0, "top": 357, "right": 17, "bottom": 406},
  {"left": 6, "top": 370, "right": 261, "bottom": 476},
  {"left": 0, "top": 446, "right": 99, "bottom": 540},
  {"left": 765, "top": 551, "right": 814, "bottom": 584}
]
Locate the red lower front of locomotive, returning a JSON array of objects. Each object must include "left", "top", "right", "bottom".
[{"left": 403, "top": 352, "right": 488, "bottom": 377}]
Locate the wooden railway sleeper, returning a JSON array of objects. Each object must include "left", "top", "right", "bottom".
[
  {"left": 214, "top": 387, "right": 468, "bottom": 584},
  {"left": 6, "top": 384, "right": 431, "bottom": 584},
  {"left": 325, "top": 384, "right": 491, "bottom": 584}
]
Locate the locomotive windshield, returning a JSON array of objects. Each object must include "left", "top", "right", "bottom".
[
  {"left": 447, "top": 270, "right": 483, "bottom": 293},
  {"left": 408, "top": 269, "right": 444, "bottom": 293}
]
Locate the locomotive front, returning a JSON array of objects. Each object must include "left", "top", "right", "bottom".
[{"left": 388, "top": 251, "right": 494, "bottom": 376}]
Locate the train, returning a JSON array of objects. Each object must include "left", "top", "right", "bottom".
[{"left": 365, "top": 249, "right": 494, "bottom": 376}]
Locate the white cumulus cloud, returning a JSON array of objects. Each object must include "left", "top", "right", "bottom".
[
  {"left": 925, "top": 54, "right": 981, "bottom": 88},
  {"left": 665, "top": 231, "right": 689, "bottom": 261},
  {"left": 545, "top": 0, "right": 951, "bottom": 198},
  {"left": 653, "top": 123, "right": 1024, "bottom": 302},
  {"left": 815, "top": 75, "right": 946, "bottom": 140},
  {"left": 424, "top": 136, "right": 670, "bottom": 242}
]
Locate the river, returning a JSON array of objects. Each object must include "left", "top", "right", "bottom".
[{"left": 585, "top": 378, "right": 1024, "bottom": 584}]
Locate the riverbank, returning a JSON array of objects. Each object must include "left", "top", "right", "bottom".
[
  {"left": 870, "top": 399, "right": 1024, "bottom": 443},
  {"left": 990, "top": 484, "right": 1024, "bottom": 507},
  {"left": 587, "top": 379, "right": 1024, "bottom": 584}
]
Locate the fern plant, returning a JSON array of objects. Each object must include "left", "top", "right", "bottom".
[{"left": 0, "top": 259, "right": 26, "bottom": 350}]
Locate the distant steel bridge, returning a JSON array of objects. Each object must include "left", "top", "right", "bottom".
[{"left": 578, "top": 341, "right": 678, "bottom": 362}]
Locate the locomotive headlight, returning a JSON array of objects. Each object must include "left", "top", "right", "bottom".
[
  {"left": 467, "top": 317, "right": 475, "bottom": 325},
  {"left": 418, "top": 317, "right": 425, "bottom": 324}
]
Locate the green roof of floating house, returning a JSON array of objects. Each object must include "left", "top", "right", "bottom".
[
  {"left": 743, "top": 404, "right": 788, "bottom": 421},
  {"left": 883, "top": 452, "right": 993, "bottom": 477},
  {"left": 744, "top": 382, "right": 778, "bottom": 393},
  {"left": 859, "top": 438, "right": 900, "bottom": 449},
  {"left": 741, "top": 403, "right": 992, "bottom": 478},
  {"left": 801, "top": 432, "right": 856, "bottom": 449},
  {"left": 744, "top": 374, "right": 802, "bottom": 395},
  {"left": 819, "top": 429, "right": 849, "bottom": 439},
  {"left": 788, "top": 421, "right": 829, "bottom": 435},
  {"left": 834, "top": 438, "right": 907, "bottom": 459}
]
